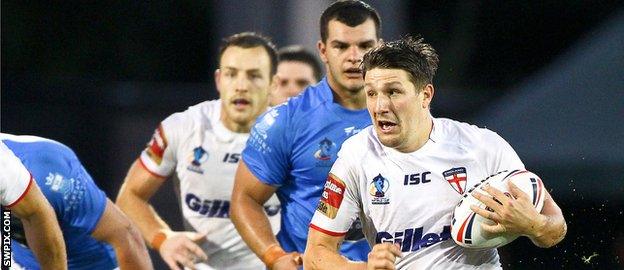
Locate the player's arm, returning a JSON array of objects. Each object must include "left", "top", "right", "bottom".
[
  {"left": 304, "top": 229, "right": 364, "bottom": 270},
  {"left": 305, "top": 229, "right": 402, "bottom": 270},
  {"left": 471, "top": 182, "right": 567, "bottom": 248},
  {"left": 116, "top": 160, "right": 207, "bottom": 270},
  {"left": 526, "top": 190, "right": 567, "bottom": 247},
  {"left": 10, "top": 181, "right": 67, "bottom": 270},
  {"left": 231, "top": 161, "right": 301, "bottom": 269},
  {"left": 91, "top": 198, "right": 153, "bottom": 269}
]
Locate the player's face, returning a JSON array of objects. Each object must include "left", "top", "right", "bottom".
[
  {"left": 216, "top": 46, "right": 272, "bottom": 130},
  {"left": 319, "top": 19, "right": 378, "bottom": 94},
  {"left": 270, "top": 61, "right": 317, "bottom": 105},
  {"left": 365, "top": 68, "right": 434, "bottom": 152}
]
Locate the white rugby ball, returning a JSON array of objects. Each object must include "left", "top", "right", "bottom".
[{"left": 451, "top": 170, "right": 545, "bottom": 249}]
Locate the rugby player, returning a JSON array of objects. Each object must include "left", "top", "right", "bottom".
[
  {"left": 231, "top": 1, "right": 382, "bottom": 268},
  {"left": 3, "top": 133, "right": 152, "bottom": 270},
  {"left": 270, "top": 45, "right": 322, "bottom": 106},
  {"left": 305, "top": 36, "right": 567, "bottom": 269},
  {"left": 0, "top": 141, "right": 67, "bottom": 270},
  {"left": 116, "top": 32, "right": 281, "bottom": 270}
]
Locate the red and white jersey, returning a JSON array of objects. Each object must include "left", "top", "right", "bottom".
[
  {"left": 311, "top": 117, "right": 524, "bottom": 269},
  {"left": 140, "top": 100, "right": 281, "bottom": 269},
  {"left": 0, "top": 141, "right": 33, "bottom": 207}
]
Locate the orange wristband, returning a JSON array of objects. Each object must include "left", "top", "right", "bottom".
[
  {"left": 261, "top": 244, "right": 288, "bottom": 268},
  {"left": 151, "top": 231, "right": 167, "bottom": 251}
]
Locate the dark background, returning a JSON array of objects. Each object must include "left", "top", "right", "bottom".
[{"left": 2, "top": 1, "right": 623, "bottom": 269}]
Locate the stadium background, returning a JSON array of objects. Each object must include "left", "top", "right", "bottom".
[{"left": 2, "top": 1, "right": 623, "bottom": 269}]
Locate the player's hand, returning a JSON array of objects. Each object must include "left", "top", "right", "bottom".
[
  {"left": 270, "top": 252, "right": 303, "bottom": 270},
  {"left": 470, "top": 181, "right": 546, "bottom": 237},
  {"left": 159, "top": 231, "right": 208, "bottom": 270},
  {"left": 367, "top": 243, "right": 402, "bottom": 270}
]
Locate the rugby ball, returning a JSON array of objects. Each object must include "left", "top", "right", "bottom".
[{"left": 451, "top": 170, "right": 545, "bottom": 249}]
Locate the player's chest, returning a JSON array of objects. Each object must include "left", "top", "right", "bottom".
[
  {"left": 174, "top": 133, "right": 246, "bottom": 183},
  {"left": 291, "top": 123, "right": 368, "bottom": 179},
  {"left": 359, "top": 153, "right": 490, "bottom": 220}
]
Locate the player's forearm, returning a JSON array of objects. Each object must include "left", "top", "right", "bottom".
[
  {"left": 111, "top": 223, "right": 154, "bottom": 270},
  {"left": 230, "top": 192, "right": 279, "bottom": 257},
  {"left": 22, "top": 207, "right": 67, "bottom": 270},
  {"left": 528, "top": 192, "right": 567, "bottom": 248},
  {"left": 116, "top": 187, "right": 171, "bottom": 246},
  {"left": 528, "top": 212, "right": 567, "bottom": 248},
  {"left": 304, "top": 245, "right": 365, "bottom": 270}
]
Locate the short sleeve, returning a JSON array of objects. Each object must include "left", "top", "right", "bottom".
[
  {"left": 16, "top": 142, "right": 108, "bottom": 234},
  {"left": 0, "top": 142, "right": 33, "bottom": 207},
  {"left": 242, "top": 106, "right": 291, "bottom": 186},
  {"left": 64, "top": 164, "right": 108, "bottom": 234},
  {"left": 309, "top": 151, "right": 361, "bottom": 236},
  {"left": 139, "top": 113, "right": 185, "bottom": 178},
  {"left": 481, "top": 131, "right": 525, "bottom": 174}
]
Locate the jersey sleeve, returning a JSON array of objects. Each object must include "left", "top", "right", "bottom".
[
  {"left": 480, "top": 130, "right": 525, "bottom": 174},
  {"left": 139, "top": 112, "right": 187, "bottom": 178},
  {"left": 242, "top": 106, "right": 291, "bottom": 186},
  {"left": 62, "top": 161, "right": 108, "bottom": 234},
  {"left": 16, "top": 142, "right": 108, "bottom": 234},
  {"left": 0, "top": 142, "right": 33, "bottom": 207},
  {"left": 309, "top": 149, "right": 361, "bottom": 236}
]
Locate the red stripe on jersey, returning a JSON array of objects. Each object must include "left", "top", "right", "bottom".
[
  {"left": 310, "top": 223, "right": 347, "bottom": 237},
  {"left": 138, "top": 158, "right": 168, "bottom": 179},
  {"left": 6, "top": 174, "right": 34, "bottom": 208},
  {"left": 145, "top": 125, "right": 168, "bottom": 164}
]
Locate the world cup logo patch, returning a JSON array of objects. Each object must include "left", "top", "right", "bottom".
[
  {"left": 369, "top": 174, "right": 390, "bottom": 205},
  {"left": 314, "top": 137, "right": 336, "bottom": 167},
  {"left": 187, "top": 146, "right": 208, "bottom": 174}
]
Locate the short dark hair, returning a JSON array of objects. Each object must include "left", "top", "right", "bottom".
[
  {"left": 218, "top": 32, "right": 278, "bottom": 76},
  {"left": 277, "top": 45, "right": 323, "bottom": 81},
  {"left": 362, "top": 36, "right": 439, "bottom": 89},
  {"left": 320, "top": 0, "right": 381, "bottom": 42}
]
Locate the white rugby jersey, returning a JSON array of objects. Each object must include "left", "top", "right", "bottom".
[
  {"left": 0, "top": 141, "right": 32, "bottom": 207},
  {"left": 311, "top": 117, "right": 525, "bottom": 269},
  {"left": 140, "top": 100, "right": 281, "bottom": 269}
]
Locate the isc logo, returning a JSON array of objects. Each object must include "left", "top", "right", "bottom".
[
  {"left": 403, "top": 171, "right": 431, "bottom": 185},
  {"left": 222, "top": 153, "right": 240, "bottom": 163},
  {"left": 376, "top": 225, "right": 451, "bottom": 252}
]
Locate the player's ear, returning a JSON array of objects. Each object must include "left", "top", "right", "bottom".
[
  {"left": 214, "top": 69, "right": 222, "bottom": 94},
  {"left": 422, "top": 84, "right": 434, "bottom": 109},
  {"left": 317, "top": 40, "right": 328, "bottom": 64},
  {"left": 270, "top": 74, "right": 280, "bottom": 94}
]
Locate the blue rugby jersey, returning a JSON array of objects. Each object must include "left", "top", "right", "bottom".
[
  {"left": 2, "top": 134, "right": 117, "bottom": 270},
  {"left": 243, "top": 78, "right": 372, "bottom": 261}
]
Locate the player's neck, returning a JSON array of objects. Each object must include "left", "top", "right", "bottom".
[
  {"left": 327, "top": 77, "right": 366, "bottom": 110},
  {"left": 397, "top": 115, "right": 433, "bottom": 153},
  {"left": 220, "top": 115, "right": 252, "bottom": 133}
]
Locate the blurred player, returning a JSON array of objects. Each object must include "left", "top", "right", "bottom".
[
  {"left": 2, "top": 133, "right": 152, "bottom": 270},
  {"left": 116, "top": 32, "right": 281, "bottom": 270},
  {"left": 270, "top": 45, "right": 322, "bottom": 105},
  {"left": 231, "top": 1, "right": 381, "bottom": 269},
  {"left": 0, "top": 141, "right": 67, "bottom": 270},
  {"left": 304, "top": 36, "right": 567, "bottom": 269}
]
